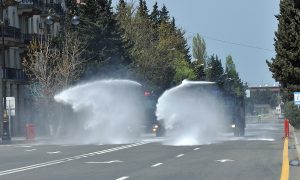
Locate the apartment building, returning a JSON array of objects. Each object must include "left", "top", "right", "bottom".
[{"left": 0, "top": 0, "right": 63, "bottom": 137}]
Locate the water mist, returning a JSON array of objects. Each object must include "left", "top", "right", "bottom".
[
  {"left": 156, "top": 80, "right": 226, "bottom": 146},
  {"left": 54, "top": 80, "right": 146, "bottom": 144}
]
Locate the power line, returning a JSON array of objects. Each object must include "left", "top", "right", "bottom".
[{"left": 201, "top": 35, "right": 274, "bottom": 52}]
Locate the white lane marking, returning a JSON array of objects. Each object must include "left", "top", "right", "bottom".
[
  {"left": 0, "top": 142, "right": 148, "bottom": 176},
  {"left": 85, "top": 160, "right": 123, "bottom": 164},
  {"left": 193, "top": 148, "right": 200, "bottom": 151},
  {"left": 47, "top": 151, "right": 61, "bottom": 154},
  {"left": 25, "top": 149, "right": 37, "bottom": 152},
  {"left": 176, "top": 154, "right": 184, "bottom": 158},
  {"left": 215, "top": 159, "right": 235, "bottom": 163},
  {"left": 0, "top": 142, "right": 149, "bottom": 176},
  {"left": 15, "top": 145, "right": 32, "bottom": 148},
  {"left": 151, "top": 163, "right": 163, "bottom": 167},
  {"left": 247, "top": 138, "right": 275, "bottom": 142},
  {"left": 60, "top": 145, "right": 73, "bottom": 147},
  {"left": 115, "top": 176, "right": 129, "bottom": 180}
]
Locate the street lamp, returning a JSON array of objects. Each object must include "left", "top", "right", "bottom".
[
  {"left": 45, "top": 9, "right": 80, "bottom": 27},
  {"left": 1, "top": 0, "right": 21, "bottom": 142}
]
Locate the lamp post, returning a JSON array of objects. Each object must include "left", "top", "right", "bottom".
[
  {"left": 45, "top": 9, "right": 80, "bottom": 28},
  {"left": 1, "top": 0, "right": 21, "bottom": 142}
]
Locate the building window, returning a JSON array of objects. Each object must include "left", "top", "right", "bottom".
[
  {"left": 10, "top": 84, "right": 13, "bottom": 97},
  {"left": 13, "top": 11, "right": 15, "bottom": 27},
  {"left": 14, "top": 49, "right": 17, "bottom": 68}
]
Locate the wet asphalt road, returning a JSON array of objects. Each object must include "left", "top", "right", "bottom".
[{"left": 0, "top": 120, "right": 290, "bottom": 180}]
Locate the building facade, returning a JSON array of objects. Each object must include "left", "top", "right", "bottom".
[{"left": 0, "top": 0, "right": 63, "bottom": 137}]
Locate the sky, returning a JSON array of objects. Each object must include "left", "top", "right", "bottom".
[{"left": 112, "top": 0, "right": 280, "bottom": 87}]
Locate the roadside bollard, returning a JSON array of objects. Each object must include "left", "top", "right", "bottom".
[
  {"left": 284, "top": 119, "right": 289, "bottom": 138},
  {"left": 26, "top": 123, "right": 35, "bottom": 140}
]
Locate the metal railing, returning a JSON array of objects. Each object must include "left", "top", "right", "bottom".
[
  {"left": 0, "top": 68, "right": 27, "bottom": 80},
  {"left": 0, "top": 26, "right": 21, "bottom": 39},
  {"left": 18, "top": 0, "right": 64, "bottom": 15},
  {"left": 21, "top": 33, "right": 48, "bottom": 44}
]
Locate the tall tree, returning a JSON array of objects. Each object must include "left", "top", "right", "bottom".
[
  {"left": 192, "top": 33, "right": 207, "bottom": 66},
  {"left": 225, "top": 55, "right": 238, "bottom": 79},
  {"left": 170, "top": 17, "right": 176, "bottom": 30},
  {"left": 150, "top": 2, "right": 159, "bottom": 24},
  {"left": 267, "top": 0, "right": 300, "bottom": 101},
  {"left": 159, "top": 4, "right": 170, "bottom": 23},
  {"left": 224, "top": 55, "right": 245, "bottom": 97},
  {"left": 206, "top": 55, "right": 224, "bottom": 82},
  {"left": 79, "top": 0, "right": 130, "bottom": 75},
  {"left": 137, "top": 0, "right": 149, "bottom": 19}
]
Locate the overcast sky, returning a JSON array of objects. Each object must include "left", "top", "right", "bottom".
[{"left": 112, "top": 0, "right": 280, "bottom": 87}]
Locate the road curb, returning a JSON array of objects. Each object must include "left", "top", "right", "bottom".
[{"left": 290, "top": 125, "right": 300, "bottom": 161}]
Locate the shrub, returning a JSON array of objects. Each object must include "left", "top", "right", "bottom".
[{"left": 284, "top": 101, "right": 300, "bottom": 129}]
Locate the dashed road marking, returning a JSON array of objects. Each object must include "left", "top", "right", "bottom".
[
  {"left": 0, "top": 142, "right": 149, "bottom": 176},
  {"left": 176, "top": 154, "right": 184, "bottom": 158},
  {"left": 47, "top": 151, "right": 61, "bottom": 154},
  {"left": 16, "top": 145, "right": 32, "bottom": 148},
  {"left": 25, "top": 149, "right": 37, "bottom": 152},
  {"left": 115, "top": 176, "right": 129, "bottom": 180},
  {"left": 215, "top": 159, "right": 235, "bottom": 163},
  {"left": 85, "top": 160, "right": 123, "bottom": 164},
  {"left": 151, "top": 163, "right": 163, "bottom": 167},
  {"left": 193, "top": 148, "right": 200, "bottom": 151}
]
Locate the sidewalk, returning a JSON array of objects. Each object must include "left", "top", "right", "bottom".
[
  {"left": 291, "top": 126, "right": 300, "bottom": 160},
  {"left": 290, "top": 125, "right": 300, "bottom": 180},
  {"left": 0, "top": 136, "right": 51, "bottom": 145}
]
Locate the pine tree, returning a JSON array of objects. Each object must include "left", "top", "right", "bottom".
[
  {"left": 137, "top": 0, "right": 149, "bottom": 19},
  {"left": 159, "top": 4, "right": 170, "bottom": 23},
  {"left": 79, "top": 0, "right": 131, "bottom": 76},
  {"left": 267, "top": 0, "right": 300, "bottom": 101},
  {"left": 171, "top": 17, "right": 176, "bottom": 30},
  {"left": 206, "top": 55, "right": 224, "bottom": 82},
  {"left": 64, "top": 0, "right": 78, "bottom": 15},
  {"left": 150, "top": 2, "right": 159, "bottom": 24}
]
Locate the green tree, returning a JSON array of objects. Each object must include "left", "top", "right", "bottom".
[
  {"left": 171, "top": 17, "right": 176, "bottom": 31},
  {"left": 267, "top": 0, "right": 300, "bottom": 102},
  {"left": 225, "top": 55, "right": 238, "bottom": 79},
  {"left": 173, "top": 56, "right": 197, "bottom": 85},
  {"left": 250, "top": 90, "right": 277, "bottom": 108},
  {"left": 192, "top": 33, "right": 207, "bottom": 66},
  {"left": 137, "top": 0, "right": 149, "bottom": 19},
  {"left": 150, "top": 2, "right": 159, "bottom": 24},
  {"left": 115, "top": 1, "right": 191, "bottom": 92},
  {"left": 79, "top": 0, "right": 130, "bottom": 75},
  {"left": 159, "top": 4, "right": 170, "bottom": 23},
  {"left": 191, "top": 60, "right": 205, "bottom": 80},
  {"left": 223, "top": 55, "right": 246, "bottom": 98},
  {"left": 206, "top": 55, "right": 224, "bottom": 82},
  {"left": 285, "top": 101, "right": 300, "bottom": 128}
]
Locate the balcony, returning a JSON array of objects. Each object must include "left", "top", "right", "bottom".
[
  {"left": 0, "top": 68, "right": 27, "bottom": 81},
  {"left": 22, "top": 33, "right": 48, "bottom": 44},
  {"left": 0, "top": 26, "right": 21, "bottom": 47},
  {"left": 18, "top": 0, "right": 64, "bottom": 16}
]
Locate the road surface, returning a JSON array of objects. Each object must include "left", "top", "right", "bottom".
[{"left": 0, "top": 119, "right": 291, "bottom": 180}]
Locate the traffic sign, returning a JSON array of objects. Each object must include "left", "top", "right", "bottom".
[{"left": 294, "top": 92, "right": 300, "bottom": 105}]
